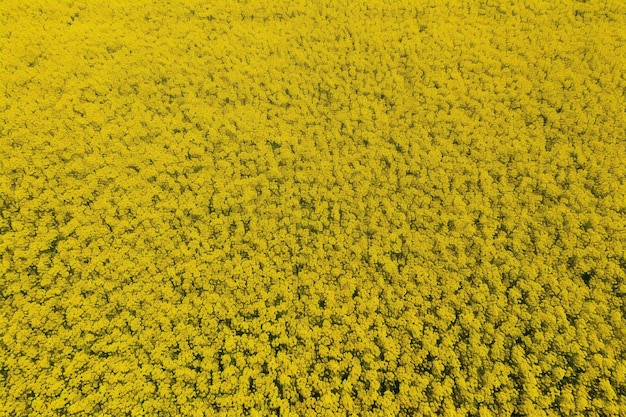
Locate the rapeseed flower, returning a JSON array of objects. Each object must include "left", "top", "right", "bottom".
[{"left": 2, "top": 0, "right": 626, "bottom": 416}]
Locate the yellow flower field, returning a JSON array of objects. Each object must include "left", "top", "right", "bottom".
[{"left": 1, "top": 0, "right": 625, "bottom": 416}]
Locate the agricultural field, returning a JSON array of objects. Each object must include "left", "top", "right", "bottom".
[{"left": 1, "top": 0, "right": 625, "bottom": 416}]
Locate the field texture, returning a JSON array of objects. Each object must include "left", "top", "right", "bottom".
[{"left": 1, "top": 1, "right": 626, "bottom": 416}]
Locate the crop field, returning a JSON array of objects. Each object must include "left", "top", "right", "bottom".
[{"left": 1, "top": 0, "right": 625, "bottom": 416}]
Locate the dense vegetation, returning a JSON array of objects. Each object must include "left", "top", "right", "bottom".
[{"left": 1, "top": 0, "right": 625, "bottom": 415}]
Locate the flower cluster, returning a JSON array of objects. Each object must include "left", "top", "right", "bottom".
[{"left": 1, "top": 0, "right": 625, "bottom": 416}]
